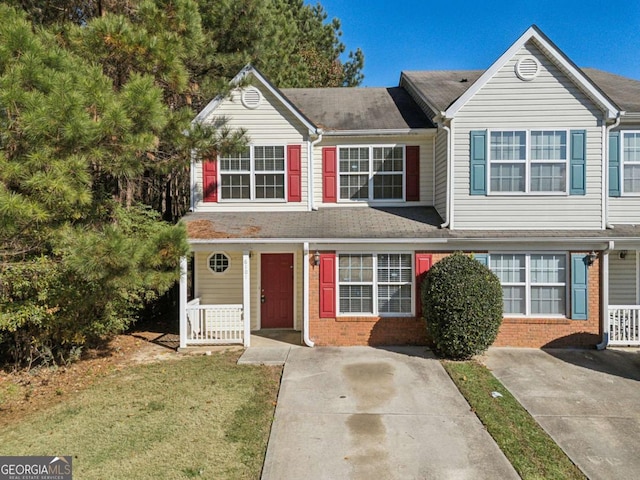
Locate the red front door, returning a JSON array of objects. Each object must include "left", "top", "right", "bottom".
[{"left": 261, "top": 253, "right": 294, "bottom": 329}]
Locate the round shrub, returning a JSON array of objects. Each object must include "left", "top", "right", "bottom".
[{"left": 421, "top": 252, "right": 503, "bottom": 359}]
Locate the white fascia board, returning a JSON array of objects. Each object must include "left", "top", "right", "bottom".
[
  {"left": 192, "top": 64, "right": 317, "bottom": 133},
  {"left": 192, "top": 95, "right": 224, "bottom": 125},
  {"left": 322, "top": 128, "right": 436, "bottom": 137},
  {"left": 444, "top": 25, "right": 620, "bottom": 120}
]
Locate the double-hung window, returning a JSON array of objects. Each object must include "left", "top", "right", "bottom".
[
  {"left": 338, "top": 146, "right": 404, "bottom": 201},
  {"left": 220, "top": 146, "right": 285, "bottom": 200},
  {"left": 338, "top": 253, "right": 412, "bottom": 315},
  {"left": 489, "top": 130, "right": 567, "bottom": 193},
  {"left": 489, "top": 253, "right": 566, "bottom": 316},
  {"left": 622, "top": 132, "right": 640, "bottom": 194}
]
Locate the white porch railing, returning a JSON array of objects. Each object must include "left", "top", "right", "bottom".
[
  {"left": 608, "top": 305, "right": 640, "bottom": 346},
  {"left": 186, "top": 298, "right": 244, "bottom": 345}
]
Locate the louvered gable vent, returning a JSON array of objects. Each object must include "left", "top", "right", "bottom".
[
  {"left": 241, "top": 86, "right": 262, "bottom": 109},
  {"left": 515, "top": 56, "right": 540, "bottom": 81}
]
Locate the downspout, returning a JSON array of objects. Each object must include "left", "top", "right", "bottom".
[
  {"left": 440, "top": 117, "right": 453, "bottom": 228},
  {"left": 189, "top": 150, "right": 196, "bottom": 211},
  {"left": 308, "top": 131, "right": 323, "bottom": 211},
  {"left": 597, "top": 240, "right": 614, "bottom": 350},
  {"left": 302, "top": 242, "right": 314, "bottom": 347},
  {"left": 604, "top": 114, "right": 622, "bottom": 229}
]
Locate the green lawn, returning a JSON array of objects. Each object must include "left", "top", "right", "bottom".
[
  {"left": 443, "top": 360, "right": 586, "bottom": 480},
  {"left": 0, "top": 352, "right": 280, "bottom": 480}
]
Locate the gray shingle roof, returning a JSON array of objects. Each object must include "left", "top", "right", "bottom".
[
  {"left": 401, "top": 70, "right": 484, "bottom": 114},
  {"left": 403, "top": 68, "right": 640, "bottom": 118},
  {"left": 581, "top": 68, "right": 640, "bottom": 113},
  {"left": 183, "top": 207, "right": 640, "bottom": 242},
  {"left": 280, "top": 87, "right": 434, "bottom": 131},
  {"left": 184, "top": 207, "right": 445, "bottom": 240}
]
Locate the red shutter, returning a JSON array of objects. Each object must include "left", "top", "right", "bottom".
[
  {"left": 203, "top": 158, "right": 218, "bottom": 202},
  {"left": 415, "top": 253, "right": 432, "bottom": 317},
  {"left": 287, "top": 144, "right": 302, "bottom": 202},
  {"left": 319, "top": 252, "right": 336, "bottom": 318},
  {"left": 406, "top": 146, "right": 420, "bottom": 201},
  {"left": 322, "top": 147, "right": 337, "bottom": 203}
]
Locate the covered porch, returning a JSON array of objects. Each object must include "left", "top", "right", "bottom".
[
  {"left": 608, "top": 248, "right": 640, "bottom": 346},
  {"left": 178, "top": 244, "right": 311, "bottom": 349}
]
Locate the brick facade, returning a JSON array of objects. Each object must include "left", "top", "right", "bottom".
[{"left": 307, "top": 251, "right": 601, "bottom": 348}]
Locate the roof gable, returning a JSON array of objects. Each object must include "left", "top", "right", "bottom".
[
  {"left": 193, "top": 65, "right": 317, "bottom": 132},
  {"left": 443, "top": 25, "right": 620, "bottom": 120}
]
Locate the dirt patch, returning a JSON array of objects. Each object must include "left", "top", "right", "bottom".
[
  {"left": 185, "top": 218, "right": 263, "bottom": 239},
  {"left": 0, "top": 335, "right": 178, "bottom": 427}
]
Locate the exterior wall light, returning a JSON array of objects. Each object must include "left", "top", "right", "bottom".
[
  {"left": 586, "top": 251, "right": 598, "bottom": 267},
  {"left": 620, "top": 250, "right": 628, "bottom": 259},
  {"left": 313, "top": 250, "right": 320, "bottom": 266}
]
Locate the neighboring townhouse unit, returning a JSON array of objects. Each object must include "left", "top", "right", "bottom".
[{"left": 178, "top": 25, "right": 640, "bottom": 350}]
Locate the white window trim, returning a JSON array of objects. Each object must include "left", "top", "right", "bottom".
[
  {"left": 337, "top": 145, "right": 406, "bottom": 203},
  {"left": 207, "top": 252, "right": 231, "bottom": 275},
  {"left": 620, "top": 130, "right": 640, "bottom": 197},
  {"left": 218, "top": 145, "right": 288, "bottom": 202},
  {"left": 489, "top": 252, "right": 568, "bottom": 318},
  {"left": 487, "top": 129, "right": 570, "bottom": 196},
  {"left": 336, "top": 252, "right": 414, "bottom": 317}
]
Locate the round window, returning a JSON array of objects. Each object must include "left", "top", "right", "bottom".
[{"left": 208, "top": 253, "right": 230, "bottom": 274}]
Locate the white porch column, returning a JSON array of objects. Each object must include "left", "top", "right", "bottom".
[
  {"left": 179, "top": 256, "right": 188, "bottom": 349},
  {"left": 243, "top": 251, "right": 251, "bottom": 347}
]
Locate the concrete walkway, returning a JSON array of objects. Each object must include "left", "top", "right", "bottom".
[
  {"left": 262, "top": 347, "right": 518, "bottom": 480},
  {"left": 484, "top": 347, "right": 640, "bottom": 480}
]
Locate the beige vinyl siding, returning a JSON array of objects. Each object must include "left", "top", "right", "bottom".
[
  {"left": 434, "top": 129, "right": 448, "bottom": 219},
  {"left": 194, "top": 82, "right": 310, "bottom": 212},
  {"left": 609, "top": 250, "right": 638, "bottom": 304},
  {"left": 608, "top": 125, "right": 640, "bottom": 224},
  {"left": 195, "top": 250, "right": 303, "bottom": 331},
  {"left": 195, "top": 251, "right": 243, "bottom": 305},
  {"left": 313, "top": 135, "right": 435, "bottom": 207},
  {"left": 453, "top": 41, "right": 605, "bottom": 230}
]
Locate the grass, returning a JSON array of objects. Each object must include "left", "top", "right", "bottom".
[
  {"left": 0, "top": 351, "right": 281, "bottom": 480},
  {"left": 443, "top": 360, "right": 585, "bottom": 480}
]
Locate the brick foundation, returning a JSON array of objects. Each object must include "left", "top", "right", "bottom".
[{"left": 308, "top": 251, "right": 602, "bottom": 348}]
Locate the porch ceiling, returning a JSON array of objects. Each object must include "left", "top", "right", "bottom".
[{"left": 182, "top": 207, "right": 640, "bottom": 243}]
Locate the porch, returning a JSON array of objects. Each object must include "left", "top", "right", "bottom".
[{"left": 178, "top": 246, "right": 309, "bottom": 349}]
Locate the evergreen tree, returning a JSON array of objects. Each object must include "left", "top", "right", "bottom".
[{"left": 0, "top": 0, "right": 364, "bottom": 367}]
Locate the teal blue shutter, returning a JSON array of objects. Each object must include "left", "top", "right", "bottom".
[
  {"left": 470, "top": 130, "right": 487, "bottom": 195},
  {"left": 609, "top": 132, "right": 621, "bottom": 197},
  {"left": 569, "top": 130, "right": 586, "bottom": 195},
  {"left": 571, "top": 254, "right": 588, "bottom": 320},
  {"left": 474, "top": 253, "right": 489, "bottom": 267}
]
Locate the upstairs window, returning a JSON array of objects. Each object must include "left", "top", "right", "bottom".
[
  {"left": 622, "top": 132, "right": 640, "bottom": 194},
  {"left": 220, "top": 146, "right": 285, "bottom": 200},
  {"left": 338, "top": 146, "right": 404, "bottom": 201},
  {"left": 489, "top": 130, "right": 567, "bottom": 193}
]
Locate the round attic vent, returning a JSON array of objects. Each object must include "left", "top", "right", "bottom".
[
  {"left": 515, "top": 56, "right": 540, "bottom": 81},
  {"left": 241, "top": 87, "right": 262, "bottom": 109}
]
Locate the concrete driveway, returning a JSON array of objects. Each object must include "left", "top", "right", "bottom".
[
  {"left": 262, "top": 347, "right": 518, "bottom": 480},
  {"left": 484, "top": 348, "right": 640, "bottom": 480}
]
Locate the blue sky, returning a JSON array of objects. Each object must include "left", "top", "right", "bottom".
[{"left": 310, "top": 0, "right": 640, "bottom": 87}]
